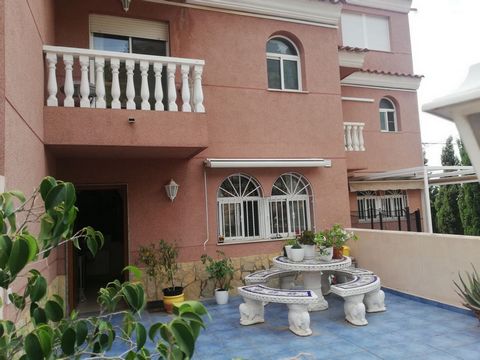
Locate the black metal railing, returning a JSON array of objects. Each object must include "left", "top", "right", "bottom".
[{"left": 351, "top": 207, "right": 422, "bottom": 232}]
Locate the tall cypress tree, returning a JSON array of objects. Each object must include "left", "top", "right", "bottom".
[
  {"left": 457, "top": 140, "right": 480, "bottom": 235},
  {"left": 434, "top": 136, "right": 463, "bottom": 234}
]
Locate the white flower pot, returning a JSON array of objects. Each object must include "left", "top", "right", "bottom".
[
  {"left": 302, "top": 244, "right": 316, "bottom": 260},
  {"left": 215, "top": 289, "right": 229, "bottom": 305},
  {"left": 285, "top": 245, "right": 293, "bottom": 259},
  {"left": 319, "top": 246, "right": 333, "bottom": 262},
  {"left": 290, "top": 247, "right": 305, "bottom": 262}
]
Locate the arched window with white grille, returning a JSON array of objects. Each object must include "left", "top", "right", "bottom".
[
  {"left": 217, "top": 174, "right": 263, "bottom": 240},
  {"left": 357, "top": 190, "right": 408, "bottom": 221},
  {"left": 269, "top": 173, "right": 312, "bottom": 237}
]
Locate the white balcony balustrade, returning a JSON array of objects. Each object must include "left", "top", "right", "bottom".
[
  {"left": 43, "top": 45, "right": 205, "bottom": 113},
  {"left": 344, "top": 122, "right": 365, "bottom": 151}
]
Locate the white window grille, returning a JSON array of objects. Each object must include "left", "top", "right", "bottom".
[
  {"left": 379, "top": 98, "right": 397, "bottom": 132},
  {"left": 357, "top": 190, "right": 408, "bottom": 222},
  {"left": 269, "top": 173, "right": 312, "bottom": 237},
  {"left": 217, "top": 174, "right": 264, "bottom": 240},
  {"left": 266, "top": 37, "right": 302, "bottom": 91}
]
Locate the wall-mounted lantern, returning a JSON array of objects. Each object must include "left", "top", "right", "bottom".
[
  {"left": 165, "top": 179, "right": 179, "bottom": 202},
  {"left": 120, "top": 0, "right": 132, "bottom": 12}
]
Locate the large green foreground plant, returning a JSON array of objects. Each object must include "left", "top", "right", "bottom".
[
  {"left": 0, "top": 177, "right": 208, "bottom": 360},
  {"left": 454, "top": 265, "right": 480, "bottom": 321}
]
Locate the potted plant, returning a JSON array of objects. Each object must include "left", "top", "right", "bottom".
[
  {"left": 314, "top": 232, "right": 334, "bottom": 262},
  {"left": 298, "top": 230, "right": 316, "bottom": 259},
  {"left": 284, "top": 238, "right": 297, "bottom": 259},
  {"left": 201, "top": 251, "right": 235, "bottom": 305},
  {"left": 322, "top": 224, "right": 358, "bottom": 259},
  {"left": 137, "top": 243, "right": 164, "bottom": 312},
  {"left": 158, "top": 239, "right": 185, "bottom": 313},
  {"left": 454, "top": 265, "right": 480, "bottom": 322},
  {"left": 290, "top": 243, "right": 305, "bottom": 262}
]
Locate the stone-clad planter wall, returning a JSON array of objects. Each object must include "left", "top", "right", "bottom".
[{"left": 141, "top": 252, "right": 280, "bottom": 301}]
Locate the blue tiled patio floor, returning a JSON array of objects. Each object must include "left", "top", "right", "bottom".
[{"left": 112, "top": 292, "right": 480, "bottom": 360}]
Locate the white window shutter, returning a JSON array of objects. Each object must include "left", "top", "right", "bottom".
[{"left": 89, "top": 14, "right": 169, "bottom": 42}]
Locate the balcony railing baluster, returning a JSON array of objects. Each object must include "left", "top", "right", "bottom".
[
  {"left": 43, "top": 45, "right": 205, "bottom": 112},
  {"left": 344, "top": 122, "right": 366, "bottom": 152}
]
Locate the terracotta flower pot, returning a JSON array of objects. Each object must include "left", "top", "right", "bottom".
[{"left": 333, "top": 246, "right": 343, "bottom": 259}]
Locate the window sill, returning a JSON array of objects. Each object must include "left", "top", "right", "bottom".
[
  {"left": 267, "top": 88, "right": 309, "bottom": 94},
  {"left": 217, "top": 237, "right": 291, "bottom": 246}
]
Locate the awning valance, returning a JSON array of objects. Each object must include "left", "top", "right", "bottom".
[
  {"left": 349, "top": 180, "right": 424, "bottom": 192},
  {"left": 204, "top": 158, "right": 332, "bottom": 169}
]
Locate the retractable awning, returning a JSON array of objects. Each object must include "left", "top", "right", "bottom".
[
  {"left": 204, "top": 158, "right": 332, "bottom": 168},
  {"left": 349, "top": 166, "right": 478, "bottom": 233}
]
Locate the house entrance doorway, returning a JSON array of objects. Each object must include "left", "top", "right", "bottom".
[{"left": 69, "top": 186, "right": 128, "bottom": 313}]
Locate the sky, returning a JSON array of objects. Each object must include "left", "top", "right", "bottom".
[{"left": 409, "top": 0, "right": 480, "bottom": 165}]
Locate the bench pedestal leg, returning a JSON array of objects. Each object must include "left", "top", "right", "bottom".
[
  {"left": 303, "top": 272, "right": 328, "bottom": 311},
  {"left": 365, "top": 289, "right": 386, "bottom": 313},
  {"left": 344, "top": 294, "right": 367, "bottom": 326},
  {"left": 321, "top": 272, "right": 332, "bottom": 295},
  {"left": 280, "top": 275, "right": 296, "bottom": 290},
  {"left": 287, "top": 304, "right": 312, "bottom": 336},
  {"left": 239, "top": 298, "right": 264, "bottom": 325}
]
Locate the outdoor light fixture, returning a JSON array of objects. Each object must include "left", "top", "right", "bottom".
[
  {"left": 120, "top": 0, "right": 132, "bottom": 12},
  {"left": 423, "top": 63, "right": 480, "bottom": 176},
  {"left": 165, "top": 179, "right": 179, "bottom": 202}
]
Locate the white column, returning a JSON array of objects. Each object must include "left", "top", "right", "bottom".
[
  {"left": 79, "top": 55, "right": 91, "bottom": 108},
  {"left": 167, "top": 63, "right": 178, "bottom": 111},
  {"left": 346, "top": 125, "right": 353, "bottom": 151},
  {"left": 422, "top": 166, "right": 433, "bottom": 233},
  {"left": 140, "top": 60, "right": 150, "bottom": 110},
  {"left": 181, "top": 65, "right": 191, "bottom": 112},
  {"left": 193, "top": 65, "right": 205, "bottom": 113},
  {"left": 63, "top": 54, "right": 74, "bottom": 107},
  {"left": 126, "top": 59, "right": 136, "bottom": 110},
  {"left": 344, "top": 126, "right": 348, "bottom": 151},
  {"left": 153, "top": 62, "right": 164, "bottom": 111},
  {"left": 110, "top": 58, "right": 121, "bottom": 109},
  {"left": 46, "top": 52, "right": 58, "bottom": 107},
  {"left": 94, "top": 57, "right": 106, "bottom": 109},
  {"left": 359, "top": 124, "right": 365, "bottom": 151}
]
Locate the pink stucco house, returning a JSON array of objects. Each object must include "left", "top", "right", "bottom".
[{"left": 0, "top": 0, "right": 424, "bottom": 314}]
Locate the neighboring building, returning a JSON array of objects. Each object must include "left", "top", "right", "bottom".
[{"left": 0, "top": 0, "right": 423, "bottom": 315}]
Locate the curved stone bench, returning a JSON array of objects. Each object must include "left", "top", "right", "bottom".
[
  {"left": 238, "top": 284, "right": 317, "bottom": 336},
  {"left": 334, "top": 269, "right": 386, "bottom": 314},
  {"left": 330, "top": 274, "right": 384, "bottom": 326},
  {"left": 245, "top": 268, "right": 298, "bottom": 289}
]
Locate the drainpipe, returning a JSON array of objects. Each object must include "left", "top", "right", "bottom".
[{"left": 202, "top": 167, "right": 209, "bottom": 251}]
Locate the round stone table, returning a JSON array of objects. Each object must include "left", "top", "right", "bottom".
[{"left": 272, "top": 255, "right": 352, "bottom": 311}]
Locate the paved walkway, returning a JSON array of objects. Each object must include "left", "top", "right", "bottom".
[{"left": 114, "top": 291, "right": 480, "bottom": 359}]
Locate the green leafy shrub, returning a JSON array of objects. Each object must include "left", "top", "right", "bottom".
[
  {"left": 298, "top": 230, "right": 315, "bottom": 245},
  {"left": 201, "top": 252, "right": 234, "bottom": 291},
  {"left": 319, "top": 224, "right": 358, "bottom": 248},
  {"left": 0, "top": 177, "right": 208, "bottom": 359}
]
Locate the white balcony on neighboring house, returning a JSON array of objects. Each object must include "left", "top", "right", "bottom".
[
  {"left": 43, "top": 45, "right": 206, "bottom": 113},
  {"left": 344, "top": 122, "right": 365, "bottom": 151}
]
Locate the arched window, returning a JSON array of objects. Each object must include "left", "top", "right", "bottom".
[
  {"left": 269, "top": 173, "right": 312, "bottom": 236},
  {"left": 217, "top": 174, "right": 263, "bottom": 240},
  {"left": 379, "top": 98, "right": 397, "bottom": 132},
  {"left": 266, "top": 37, "right": 301, "bottom": 91},
  {"left": 356, "top": 190, "right": 408, "bottom": 222}
]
